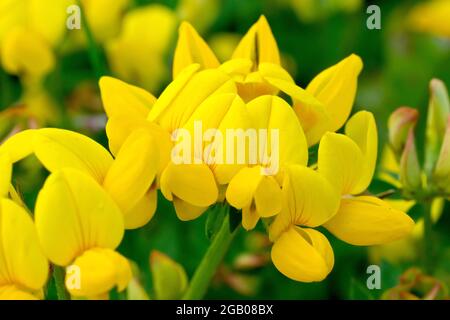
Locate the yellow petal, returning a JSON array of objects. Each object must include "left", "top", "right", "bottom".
[
  {"left": 226, "top": 166, "right": 263, "bottom": 209},
  {"left": 103, "top": 129, "right": 158, "bottom": 215},
  {"left": 232, "top": 15, "right": 280, "bottom": 66},
  {"left": 29, "top": 0, "right": 70, "bottom": 45},
  {"left": 254, "top": 175, "right": 282, "bottom": 218},
  {"left": 247, "top": 95, "right": 308, "bottom": 169},
  {"left": 35, "top": 169, "right": 124, "bottom": 266},
  {"left": 269, "top": 165, "right": 340, "bottom": 239},
  {"left": 345, "top": 111, "right": 378, "bottom": 192},
  {"left": 0, "top": 129, "right": 35, "bottom": 163},
  {"left": 0, "top": 154, "right": 11, "bottom": 197},
  {"left": 324, "top": 196, "right": 415, "bottom": 246},
  {"left": 105, "top": 116, "right": 172, "bottom": 175},
  {"left": 1, "top": 26, "right": 54, "bottom": 79},
  {"left": 0, "top": 199, "right": 49, "bottom": 291},
  {"left": 306, "top": 54, "right": 363, "bottom": 133},
  {"left": 33, "top": 129, "right": 113, "bottom": 183},
  {"left": 318, "top": 132, "right": 364, "bottom": 195},
  {"left": 161, "top": 162, "right": 218, "bottom": 207},
  {"left": 173, "top": 197, "right": 208, "bottom": 221},
  {"left": 99, "top": 76, "right": 157, "bottom": 119},
  {"left": 0, "top": 285, "right": 39, "bottom": 300},
  {"left": 124, "top": 189, "right": 157, "bottom": 230},
  {"left": 67, "top": 248, "right": 132, "bottom": 298},
  {"left": 271, "top": 226, "right": 334, "bottom": 282},
  {"left": 173, "top": 21, "right": 220, "bottom": 78},
  {"left": 242, "top": 205, "right": 260, "bottom": 230},
  {"left": 261, "top": 75, "right": 330, "bottom": 146},
  {"left": 149, "top": 67, "right": 236, "bottom": 132},
  {"left": 226, "top": 166, "right": 282, "bottom": 223}
]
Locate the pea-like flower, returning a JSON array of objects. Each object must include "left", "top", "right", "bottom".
[
  {"left": 1, "top": 127, "right": 160, "bottom": 229},
  {"left": 35, "top": 168, "right": 131, "bottom": 298}
]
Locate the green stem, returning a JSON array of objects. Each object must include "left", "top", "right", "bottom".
[
  {"left": 422, "top": 200, "right": 434, "bottom": 274},
  {"left": 53, "top": 266, "right": 71, "bottom": 300},
  {"left": 77, "top": 0, "right": 107, "bottom": 79},
  {"left": 183, "top": 213, "right": 239, "bottom": 300}
]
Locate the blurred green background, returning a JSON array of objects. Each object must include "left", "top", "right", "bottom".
[{"left": 1, "top": 0, "right": 449, "bottom": 299}]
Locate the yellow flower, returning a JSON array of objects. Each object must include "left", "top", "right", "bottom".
[
  {"left": 106, "top": 4, "right": 177, "bottom": 92},
  {"left": 319, "top": 111, "right": 414, "bottom": 245},
  {"left": 1, "top": 127, "right": 159, "bottom": 229},
  {"left": 0, "top": 197, "right": 49, "bottom": 300},
  {"left": 266, "top": 111, "right": 414, "bottom": 282},
  {"left": 35, "top": 168, "right": 131, "bottom": 298},
  {"left": 226, "top": 95, "right": 308, "bottom": 230},
  {"left": 408, "top": 0, "right": 450, "bottom": 39}
]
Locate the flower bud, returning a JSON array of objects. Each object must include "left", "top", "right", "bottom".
[
  {"left": 425, "top": 79, "right": 450, "bottom": 174},
  {"left": 399, "top": 128, "right": 422, "bottom": 191},
  {"left": 388, "top": 107, "right": 419, "bottom": 157},
  {"left": 433, "top": 115, "right": 450, "bottom": 192},
  {"left": 150, "top": 251, "right": 188, "bottom": 300}
]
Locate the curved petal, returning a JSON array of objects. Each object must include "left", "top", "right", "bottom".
[
  {"left": 1, "top": 27, "right": 54, "bottom": 79},
  {"left": 345, "top": 111, "right": 378, "bottom": 192},
  {"left": 226, "top": 166, "right": 263, "bottom": 209},
  {"left": 0, "top": 285, "right": 39, "bottom": 300},
  {"left": 173, "top": 197, "right": 208, "bottom": 221},
  {"left": 35, "top": 169, "right": 124, "bottom": 266},
  {"left": 324, "top": 196, "right": 415, "bottom": 246},
  {"left": 318, "top": 132, "right": 364, "bottom": 195},
  {"left": 247, "top": 95, "right": 308, "bottom": 169},
  {"left": 105, "top": 117, "right": 172, "bottom": 174},
  {"left": 0, "top": 199, "right": 49, "bottom": 291},
  {"left": 67, "top": 248, "right": 132, "bottom": 298},
  {"left": 306, "top": 54, "right": 363, "bottom": 133},
  {"left": 123, "top": 188, "right": 157, "bottom": 229},
  {"left": 99, "top": 76, "right": 156, "bottom": 119},
  {"left": 269, "top": 165, "right": 340, "bottom": 240},
  {"left": 160, "top": 162, "right": 218, "bottom": 207},
  {"left": 261, "top": 75, "right": 330, "bottom": 147},
  {"left": 232, "top": 15, "right": 280, "bottom": 66},
  {"left": 242, "top": 205, "right": 260, "bottom": 230},
  {"left": 271, "top": 226, "right": 334, "bottom": 282},
  {"left": 33, "top": 129, "right": 113, "bottom": 183},
  {"left": 103, "top": 129, "right": 158, "bottom": 214},
  {"left": 173, "top": 21, "right": 220, "bottom": 78},
  {"left": 0, "top": 154, "right": 12, "bottom": 197},
  {"left": 254, "top": 175, "right": 282, "bottom": 218},
  {"left": 0, "top": 129, "right": 36, "bottom": 163}
]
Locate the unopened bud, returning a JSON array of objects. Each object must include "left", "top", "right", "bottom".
[
  {"left": 400, "top": 128, "right": 422, "bottom": 191},
  {"left": 433, "top": 116, "right": 450, "bottom": 192},
  {"left": 150, "top": 251, "right": 188, "bottom": 300},
  {"left": 425, "top": 79, "right": 450, "bottom": 174},
  {"left": 388, "top": 107, "right": 419, "bottom": 157}
]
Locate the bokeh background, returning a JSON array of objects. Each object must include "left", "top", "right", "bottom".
[{"left": 1, "top": 0, "right": 449, "bottom": 299}]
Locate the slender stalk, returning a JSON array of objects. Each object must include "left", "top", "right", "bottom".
[
  {"left": 53, "top": 266, "right": 71, "bottom": 300},
  {"left": 77, "top": 0, "right": 107, "bottom": 79},
  {"left": 183, "top": 213, "right": 239, "bottom": 300},
  {"left": 422, "top": 200, "right": 434, "bottom": 274}
]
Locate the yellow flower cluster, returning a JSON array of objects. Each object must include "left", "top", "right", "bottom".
[{"left": 0, "top": 16, "right": 415, "bottom": 299}]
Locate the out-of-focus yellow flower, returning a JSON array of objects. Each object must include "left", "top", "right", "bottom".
[
  {"left": 35, "top": 168, "right": 131, "bottom": 298},
  {"left": 408, "top": 0, "right": 450, "bottom": 38},
  {"left": 0, "top": 197, "right": 49, "bottom": 300},
  {"left": 106, "top": 4, "right": 177, "bottom": 92},
  {"left": 176, "top": 0, "right": 219, "bottom": 33},
  {"left": 1, "top": 127, "right": 159, "bottom": 229}
]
